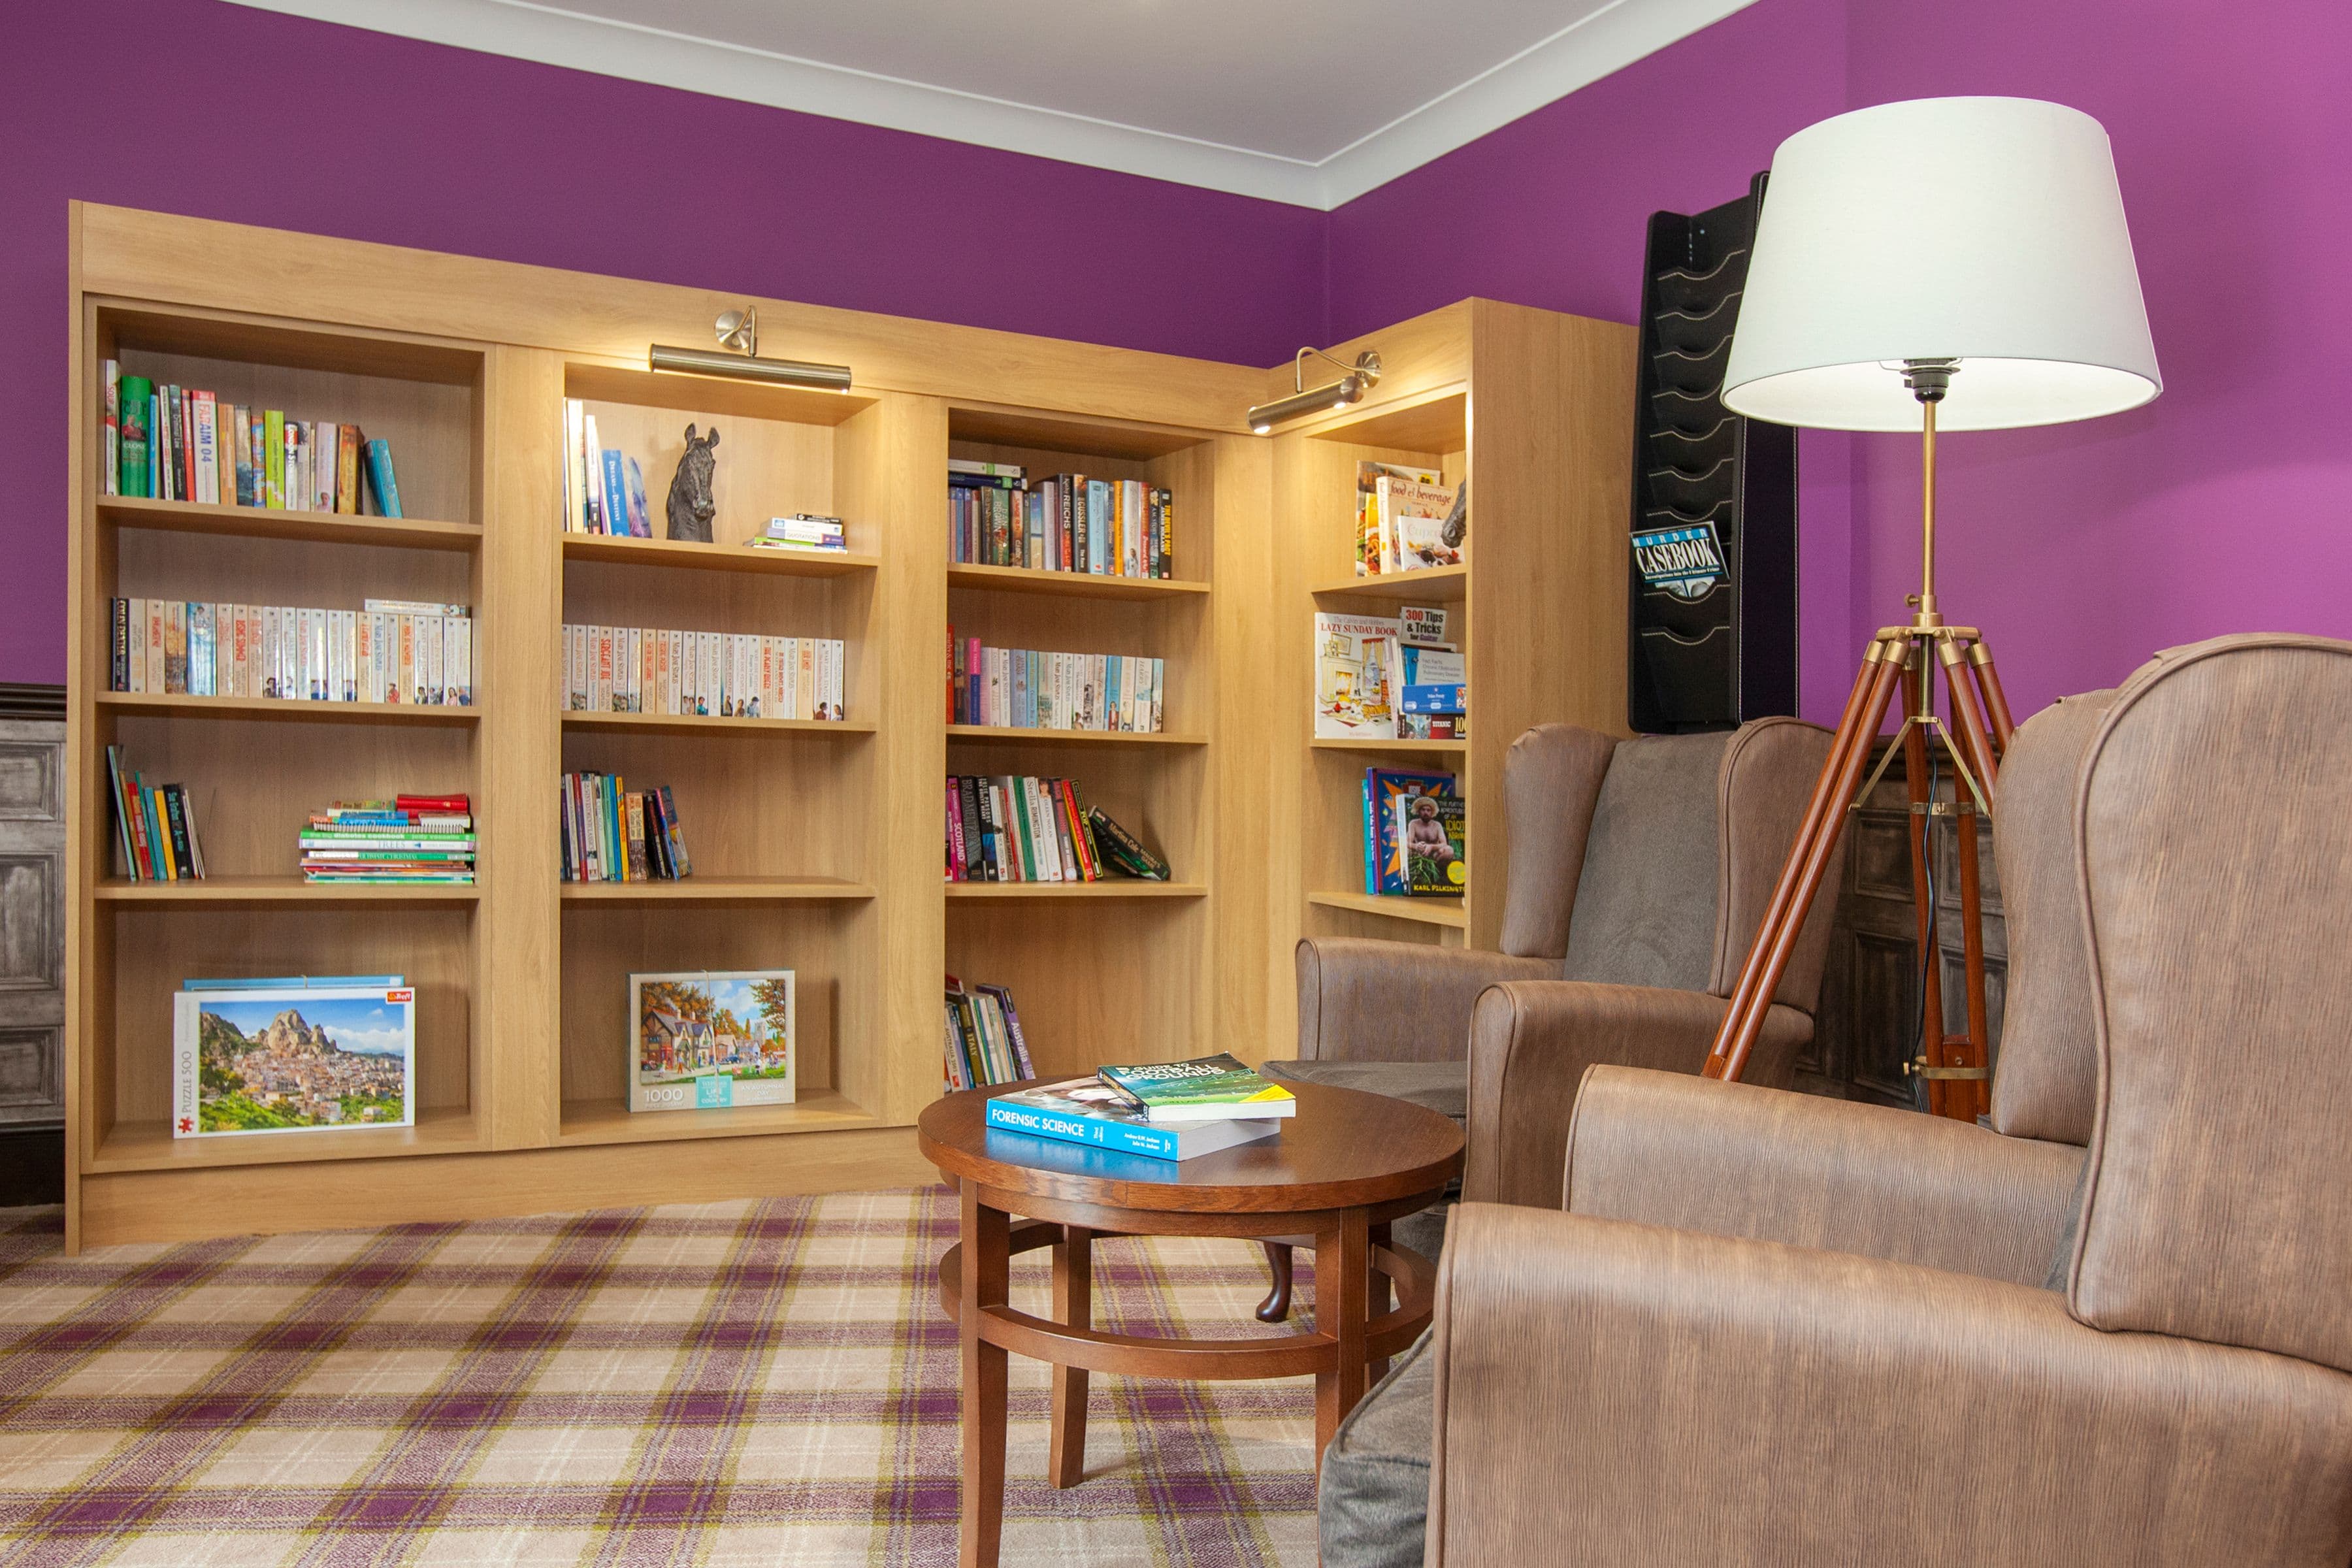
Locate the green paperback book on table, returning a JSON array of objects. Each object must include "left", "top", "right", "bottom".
[{"left": 1095, "top": 1053, "right": 1297, "bottom": 1123}]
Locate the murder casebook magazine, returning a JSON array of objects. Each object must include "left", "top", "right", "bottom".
[{"left": 173, "top": 979, "right": 416, "bottom": 1137}]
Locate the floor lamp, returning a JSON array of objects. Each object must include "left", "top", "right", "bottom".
[{"left": 1701, "top": 97, "right": 2161, "bottom": 1117}]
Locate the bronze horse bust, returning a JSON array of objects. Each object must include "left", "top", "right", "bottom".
[{"left": 666, "top": 424, "right": 720, "bottom": 542}]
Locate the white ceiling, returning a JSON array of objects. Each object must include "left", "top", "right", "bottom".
[{"left": 224, "top": 0, "right": 1757, "bottom": 208}]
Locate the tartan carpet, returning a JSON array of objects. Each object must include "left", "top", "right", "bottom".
[{"left": 0, "top": 1190, "right": 1320, "bottom": 1565}]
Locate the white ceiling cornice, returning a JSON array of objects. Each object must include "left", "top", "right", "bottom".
[{"left": 221, "top": 0, "right": 1758, "bottom": 210}]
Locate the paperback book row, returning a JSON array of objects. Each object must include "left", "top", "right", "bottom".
[
  {"left": 945, "top": 774, "right": 1171, "bottom": 885},
  {"left": 1313, "top": 604, "right": 1464, "bottom": 741},
  {"left": 110, "top": 598, "right": 474, "bottom": 708},
  {"left": 105, "top": 744, "right": 207, "bottom": 882},
  {"left": 630, "top": 970, "right": 793, "bottom": 1113},
  {"left": 1361, "top": 768, "right": 1467, "bottom": 898},
  {"left": 101, "top": 363, "right": 403, "bottom": 516},
  {"left": 174, "top": 975, "right": 416, "bottom": 1137},
  {"left": 561, "top": 400, "right": 651, "bottom": 535},
  {"left": 1356, "top": 460, "right": 1464, "bottom": 576},
  {"left": 948, "top": 460, "right": 1175, "bottom": 578},
  {"left": 943, "top": 976, "right": 1033, "bottom": 1090},
  {"left": 563, "top": 625, "right": 847, "bottom": 721},
  {"left": 303, "top": 796, "right": 474, "bottom": 886},
  {"left": 561, "top": 773, "right": 694, "bottom": 883},
  {"left": 984, "top": 1054, "right": 1296, "bottom": 1162},
  {"left": 948, "top": 635, "right": 1164, "bottom": 733}
]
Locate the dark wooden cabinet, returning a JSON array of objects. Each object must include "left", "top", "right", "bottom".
[
  {"left": 1801, "top": 741, "right": 2006, "bottom": 1108},
  {"left": 0, "top": 686, "right": 65, "bottom": 1203}
]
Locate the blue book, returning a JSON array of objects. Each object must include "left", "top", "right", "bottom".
[
  {"left": 1401, "top": 683, "right": 1467, "bottom": 714},
  {"left": 1104, "top": 655, "right": 1121, "bottom": 730},
  {"left": 1362, "top": 774, "right": 1380, "bottom": 894},
  {"left": 983, "top": 1079, "right": 1281, "bottom": 1161},
  {"left": 363, "top": 439, "right": 403, "bottom": 519},
  {"left": 601, "top": 451, "right": 630, "bottom": 538}
]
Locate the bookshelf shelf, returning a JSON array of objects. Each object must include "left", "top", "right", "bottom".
[
  {"left": 89, "top": 1106, "right": 482, "bottom": 1173},
  {"left": 559, "top": 877, "right": 875, "bottom": 904},
  {"left": 97, "top": 691, "right": 482, "bottom": 726},
  {"left": 561, "top": 711, "right": 876, "bottom": 738},
  {"left": 99, "top": 495, "right": 482, "bottom": 552},
  {"left": 945, "top": 880, "right": 1205, "bottom": 900},
  {"left": 945, "top": 563, "right": 1207, "bottom": 602},
  {"left": 95, "top": 875, "right": 481, "bottom": 906},
  {"left": 1307, "top": 890, "right": 1469, "bottom": 930},
  {"left": 554, "top": 1088, "right": 881, "bottom": 1147},
  {"left": 1311, "top": 737, "right": 1469, "bottom": 755},
  {"left": 946, "top": 724, "right": 1204, "bottom": 748},
  {"left": 1309, "top": 564, "right": 1469, "bottom": 603},
  {"left": 561, "top": 534, "right": 879, "bottom": 578}
]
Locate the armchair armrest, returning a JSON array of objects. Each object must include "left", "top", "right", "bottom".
[
  {"left": 1428, "top": 1203, "right": 2352, "bottom": 1568},
  {"left": 1294, "top": 938, "right": 1552, "bottom": 1064},
  {"left": 1461, "top": 982, "right": 1810, "bottom": 1207},
  {"left": 1566, "top": 1066, "right": 2085, "bottom": 1286}
]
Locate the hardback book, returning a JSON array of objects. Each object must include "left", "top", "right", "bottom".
[
  {"left": 1085, "top": 805, "right": 1168, "bottom": 880},
  {"left": 363, "top": 438, "right": 403, "bottom": 519},
  {"left": 1366, "top": 769, "right": 1459, "bottom": 896},
  {"left": 118, "top": 374, "right": 152, "bottom": 499},
  {"left": 1382, "top": 474, "right": 1462, "bottom": 572},
  {"left": 1355, "top": 460, "right": 1440, "bottom": 575},
  {"left": 630, "top": 970, "right": 794, "bottom": 1113},
  {"left": 1315, "top": 612, "right": 1401, "bottom": 738},
  {"left": 172, "top": 981, "right": 414, "bottom": 1137},
  {"left": 1399, "top": 789, "right": 1468, "bottom": 895},
  {"left": 984, "top": 1078, "right": 1280, "bottom": 1161},
  {"left": 1096, "top": 1053, "right": 1297, "bottom": 1123}
]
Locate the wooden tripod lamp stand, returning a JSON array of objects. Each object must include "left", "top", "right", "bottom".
[{"left": 1700, "top": 97, "right": 2163, "bottom": 1118}]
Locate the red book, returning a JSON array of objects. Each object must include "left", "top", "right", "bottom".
[{"left": 395, "top": 793, "right": 470, "bottom": 812}]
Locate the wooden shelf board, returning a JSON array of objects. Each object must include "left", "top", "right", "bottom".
[
  {"left": 555, "top": 1088, "right": 881, "bottom": 1147},
  {"left": 947, "top": 725, "right": 1204, "bottom": 748},
  {"left": 1307, "top": 890, "right": 1469, "bottom": 929},
  {"left": 1301, "top": 387, "right": 1470, "bottom": 453},
  {"left": 97, "top": 876, "right": 480, "bottom": 906},
  {"left": 88, "top": 1106, "right": 481, "bottom": 1173},
  {"left": 565, "top": 361, "right": 878, "bottom": 426},
  {"left": 97, "top": 692, "right": 482, "bottom": 725},
  {"left": 562, "top": 711, "right": 875, "bottom": 737},
  {"left": 561, "top": 876, "right": 874, "bottom": 904},
  {"left": 99, "top": 495, "right": 481, "bottom": 551},
  {"left": 1310, "top": 564, "right": 1468, "bottom": 603},
  {"left": 946, "top": 563, "right": 1207, "bottom": 601},
  {"left": 947, "top": 404, "right": 1213, "bottom": 461},
  {"left": 1311, "top": 736, "right": 1467, "bottom": 755},
  {"left": 945, "top": 880, "right": 1205, "bottom": 900},
  {"left": 562, "top": 533, "right": 878, "bottom": 577}
]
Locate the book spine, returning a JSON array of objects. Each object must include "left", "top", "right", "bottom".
[
  {"left": 657, "top": 785, "right": 692, "bottom": 877},
  {"left": 944, "top": 779, "right": 966, "bottom": 881},
  {"left": 982, "top": 1099, "right": 1179, "bottom": 1158},
  {"left": 365, "top": 440, "right": 404, "bottom": 519}
]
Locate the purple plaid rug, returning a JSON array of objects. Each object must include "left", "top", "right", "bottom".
[{"left": 0, "top": 1189, "right": 1319, "bottom": 1564}]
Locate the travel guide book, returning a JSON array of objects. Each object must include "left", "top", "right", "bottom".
[
  {"left": 1095, "top": 1053, "right": 1298, "bottom": 1123},
  {"left": 984, "top": 1077, "right": 1281, "bottom": 1160},
  {"left": 172, "top": 981, "right": 416, "bottom": 1137}
]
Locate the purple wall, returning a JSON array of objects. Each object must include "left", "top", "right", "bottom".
[
  {"left": 1331, "top": 0, "right": 2352, "bottom": 722},
  {"left": 0, "top": 0, "right": 1326, "bottom": 683}
]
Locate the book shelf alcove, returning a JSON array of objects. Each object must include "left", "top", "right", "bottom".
[{"left": 63, "top": 204, "right": 1627, "bottom": 1250}]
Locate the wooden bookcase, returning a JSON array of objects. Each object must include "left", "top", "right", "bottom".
[{"left": 61, "top": 204, "right": 1625, "bottom": 1250}]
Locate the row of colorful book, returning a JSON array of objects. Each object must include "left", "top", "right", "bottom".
[
  {"left": 560, "top": 400, "right": 650, "bottom": 536},
  {"left": 948, "top": 460, "right": 1175, "bottom": 578},
  {"left": 983, "top": 1054, "right": 1294, "bottom": 1161},
  {"left": 945, "top": 774, "right": 1169, "bottom": 885},
  {"left": 563, "top": 625, "right": 847, "bottom": 721},
  {"left": 947, "top": 636, "right": 1164, "bottom": 733},
  {"left": 105, "top": 744, "right": 206, "bottom": 881},
  {"left": 1360, "top": 768, "right": 1467, "bottom": 898},
  {"left": 1313, "top": 604, "right": 1464, "bottom": 742},
  {"left": 1355, "top": 459, "right": 1462, "bottom": 576},
  {"left": 111, "top": 598, "right": 472, "bottom": 707},
  {"left": 102, "top": 363, "right": 402, "bottom": 516},
  {"left": 561, "top": 773, "right": 694, "bottom": 883},
  {"left": 302, "top": 796, "right": 474, "bottom": 886},
  {"left": 943, "top": 977, "right": 1033, "bottom": 1090}
]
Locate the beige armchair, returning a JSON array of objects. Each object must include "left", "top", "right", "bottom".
[{"left": 1412, "top": 633, "right": 2352, "bottom": 1566}]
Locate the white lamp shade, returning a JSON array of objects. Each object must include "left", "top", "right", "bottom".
[{"left": 1722, "top": 97, "right": 2161, "bottom": 432}]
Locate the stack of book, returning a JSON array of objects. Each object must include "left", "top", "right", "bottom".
[
  {"left": 561, "top": 774, "right": 693, "bottom": 883},
  {"left": 1355, "top": 460, "right": 1462, "bottom": 575},
  {"left": 943, "top": 977, "right": 1033, "bottom": 1090},
  {"left": 110, "top": 598, "right": 472, "bottom": 706},
  {"left": 102, "top": 363, "right": 400, "bottom": 515},
  {"left": 563, "top": 625, "right": 846, "bottom": 721},
  {"left": 748, "top": 514, "right": 847, "bottom": 553},
  {"left": 948, "top": 461, "right": 1175, "bottom": 578},
  {"left": 1312, "top": 604, "right": 1462, "bottom": 741},
  {"left": 560, "top": 400, "right": 649, "bottom": 536},
  {"left": 945, "top": 775, "right": 1169, "bottom": 883},
  {"left": 982, "top": 1053, "right": 1295, "bottom": 1161},
  {"left": 105, "top": 744, "right": 206, "bottom": 881},
  {"left": 1361, "top": 768, "right": 1465, "bottom": 898},
  {"left": 947, "top": 634, "right": 1164, "bottom": 732},
  {"left": 301, "top": 796, "right": 474, "bottom": 886}
]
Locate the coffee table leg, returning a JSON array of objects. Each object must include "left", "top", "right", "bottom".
[
  {"left": 958, "top": 1181, "right": 1009, "bottom": 1568},
  {"left": 1049, "top": 1225, "right": 1092, "bottom": 1488},
  {"left": 1313, "top": 1207, "right": 1369, "bottom": 1464},
  {"left": 1367, "top": 1220, "right": 1393, "bottom": 1386}
]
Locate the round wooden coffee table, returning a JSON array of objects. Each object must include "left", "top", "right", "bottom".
[{"left": 919, "top": 1079, "right": 1462, "bottom": 1568}]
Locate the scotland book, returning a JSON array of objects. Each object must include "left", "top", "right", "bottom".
[
  {"left": 1096, "top": 1053, "right": 1298, "bottom": 1122},
  {"left": 985, "top": 1077, "right": 1281, "bottom": 1160}
]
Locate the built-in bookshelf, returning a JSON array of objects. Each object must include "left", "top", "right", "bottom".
[{"left": 65, "top": 204, "right": 1625, "bottom": 1251}]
